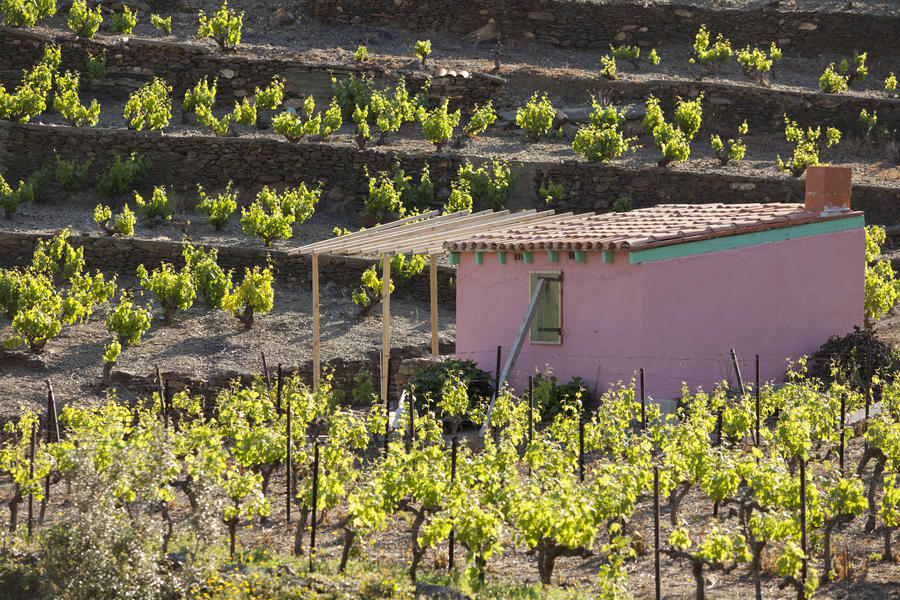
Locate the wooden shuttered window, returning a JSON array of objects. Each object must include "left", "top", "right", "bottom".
[{"left": 529, "top": 271, "right": 562, "bottom": 345}]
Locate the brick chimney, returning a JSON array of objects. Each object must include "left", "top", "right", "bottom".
[{"left": 805, "top": 165, "right": 851, "bottom": 211}]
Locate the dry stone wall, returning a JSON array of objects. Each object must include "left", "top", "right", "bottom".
[
  {"left": 308, "top": 0, "right": 899, "bottom": 58},
  {"left": 0, "top": 26, "right": 502, "bottom": 110}
]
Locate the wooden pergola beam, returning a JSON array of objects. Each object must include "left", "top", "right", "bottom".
[
  {"left": 381, "top": 253, "right": 391, "bottom": 405},
  {"left": 288, "top": 210, "right": 441, "bottom": 255}
]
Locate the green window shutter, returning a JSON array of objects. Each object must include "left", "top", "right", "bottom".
[{"left": 529, "top": 271, "right": 562, "bottom": 344}]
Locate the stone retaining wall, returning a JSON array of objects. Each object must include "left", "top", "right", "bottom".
[
  {"left": 3, "top": 121, "right": 897, "bottom": 225},
  {"left": 308, "top": 0, "right": 899, "bottom": 58},
  {"left": 0, "top": 26, "right": 502, "bottom": 110},
  {"left": 0, "top": 231, "right": 458, "bottom": 305}
]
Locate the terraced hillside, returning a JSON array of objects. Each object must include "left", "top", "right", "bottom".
[{"left": 0, "top": 0, "right": 899, "bottom": 598}]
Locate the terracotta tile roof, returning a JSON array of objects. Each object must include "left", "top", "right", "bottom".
[{"left": 444, "top": 204, "right": 863, "bottom": 253}]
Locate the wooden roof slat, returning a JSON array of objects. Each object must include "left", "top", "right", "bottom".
[
  {"left": 328, "top": 209, "right": 502, "bottom": 256},
  {"left": 287, "top": 210, "right": 441, "bottom": 255},
  {"left": 367, "top": 210, "right": 557, "bottom": 256},
  {"left": 345, "top": 210, "right": 537, "bottom": 256}
]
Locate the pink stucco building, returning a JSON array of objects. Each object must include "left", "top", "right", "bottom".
[{"left": 446, "top": 168, "right": 864, "bottom": 400}]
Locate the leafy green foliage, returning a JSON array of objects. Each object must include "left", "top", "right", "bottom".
[
  {"left": 124, "top": 77, "right": 172, "bottom": 131},
  {"left": 86, "top": 52, "right": 105, "bottom": 79},
  {"left": 253, "top": 76, "right": 283, "bottom": 111},
  {"left": 819, "top": 64, "right": 848, "bottom": 93},
  {"left": 710, "top": 120, "right": 748, "bottom": 166},
  {"left": 0, "top": 173, "right": 35, "bottom": 218},
  {"left": 859, "top": 109, "right": 878, "bottom": 136},
  {"left": 331, "top": 73, "right": 374, "bottom": 119},
  {"left": 223, "top": 265, "right": 273, "bottom": 327},
  {"left": 692, "top": 24, "right": 732, "bottom": 64},
  {"left": 196, "top": 180, "right": 237, "bottom": 230},
  {"left": 737, "top": 42, "right": 782, "bottom": 85},
  {"left": 573, "top": 101, "right": 637, "bottom": 163},
  {"left": 421, "top": 98, "right": 460, "bottom": 151},
  {"left": 364, "top": 163, "right": 433, "bottom": 220},
  {"left": 54, "top": 153, "right": 91, "bottom": 191},
  {"left": 464, "top": 100, "right": 496, "bottom": 138},
  {"left": 863, "top": 225, "right": 900, "bottom": 327},
  {"left": 240, "top": 194, "right": 294, "bottom": 246},
  {"left": 414, "top": 39, "right": 431, "bottom": 65},
  {"left": 776, "top": 115, "right": 841, "bottom": 177},
  {"left": 443, "top": 180, "right": 472, "bottom": 214},
  {"left": 352, "top": 103, "right": 371, "bottom": 149},
  {"left": 1, "top": 0, "right": 56, "bottom": 26},
  {"left": 93, "top": 203, "right": 135, "bottom": 236},
  {"left": 108, "top": 5, "right": 136, "bottom": 33},
  {"left": 610, "top": 44, "right": 640, "bottom": 69},
  {"left": 648, "top": 48, "right": 660, "bottom": 66},
  {"left": 887, "top": 73, "right": 898, "bottom": 97},
  {"left": 612, "top": 195, "right": 631, "bottom": 212},
  {"left": 197, "top": 1, "right": 243, "bottom": 50},
  {"left": 352, "top": 254, "right": 425, "bottom": 313},
  {"left": 539, "top": 180, "right": 564, "bottom": 203},
  {"left": 532, "top": 371, "right": 589, "bottom": 421},
  {"left": 183, "top": 76, "right": 217, "bottom": 115},
  {"left": 97, "top": 152, "right": 150, "bottom": 197},
  {"left": 515, "top": 92, "right": 555, "bottom": 140},
  {"left": 272, "top": 97, "right": 323, "bottom": 142},
  {"left": 136, "top": 262, "right": 194, "bottom": 324},
  {"left": 821, "top": 51, "right": 868, "bottom": 93},
  {"left": 183, "top": 242, "right": 232, "bottom": 309},
  {"left": 150, "top": 13, "right": 171, "bottom": 34},
  {"left": 456, "top": 159, "right": 514, "bottom": 210},
  {"left": 810, "top": 326, "right": 900, "bottom": 388},
  {"left": 134, "top": 185, "right": 173, "bottom": 222},
  {"left": 642, "top": 94, "right": 702, "bottom": 166},
  {"left": 0, "top": 43, "right": 60, "bottom": 123},
  {"left": 105, "top": 293, "right": 151, "bottom": 345},
  {"left": 67, "top": 0, "right": 101, "bottom": 38},
  {"left": 354, "top": 45, "right": 368, "bottom": 62},
  {"left": 408, "top": 359, "right": 493, "bottom": 418},
  {"left": 599, "top": 54, "right": 617, "bottom": 80}
]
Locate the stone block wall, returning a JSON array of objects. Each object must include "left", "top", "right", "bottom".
[{"left": 308, "top": 0, "right": 899, "bottom": 58}]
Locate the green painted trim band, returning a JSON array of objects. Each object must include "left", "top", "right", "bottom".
[
  {"left": 448, "top": 252, "right": 459, "bottom": 266},
  {"left": 523, "top": 251, "right": 533, "bottom": 264},
  {"left": 602, "top": 251, "right": 615, "bottom": 264},
  {"left": 548, "top": 250, "right": 559, "bottom": 263},
  {"left": 498, "top": 252, "right": 507, "bottom": 264},
  {"left": 475, "top": 251, "right": 483, "bottom": 265},
  {"left": 573, "top": 250, "right": 586, "bottom": 263},
  {"left": 628, "top": 216, "right": 865, "bottom": 264}
]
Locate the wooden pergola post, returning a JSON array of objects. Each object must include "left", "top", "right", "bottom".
[
  {"left": 381, "top": 253, "right": 391, "bottom": 405},
  {"left": 429, "top": 254, "right": 439, "bottom": 357},
  {"left": 312, "top": 252, "right": 320, "bottom": 391}
]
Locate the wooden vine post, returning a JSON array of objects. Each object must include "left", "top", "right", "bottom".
[
  {"left": 381, "top": 253, "right": 390, "bottom": 409},
  {"left": 430, "top": 254, "right": 439, "bottom": 357},
  {"left": 312, "top": 252, "right": 320, "bottom": 391}
]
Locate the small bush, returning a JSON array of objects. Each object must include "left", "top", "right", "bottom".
[
  {"left": 573, "top": 101, "right": 637, "bottom": 163},
  {"left": 86, "top": 52, "right": 105, "bottom": 79},
  {"left": 539, "top": 180, "right": 565, "bottom": 203},
  {"left": 533, "top": 371, "right": 591, "bottom": 421},
  {"left": 443, "top": 180, "right": 472, "bottom": 214},
  {"left": 239, "top": 200, "right": 293, "bottom": 246},
  {"left": 611, "top": 195, "right": 632, "bottom": 212},
  {"left": 599, "top": 54, "right": 617, "bottom": 80},
  {"left": 859, "top": 109, "right": 877, "bottom": 136},
  {"left": 150, "top": 13, "right": 171, "bottom": 34},
  {"left": 776, "top": 115, "right": 841, "bottom": 177},
  {"left": 354, "top": 45, "right": 368, "bottom": 62},
  {"left": 136, "top": 262, "right": 194, "bottom": 324},
  {"left": 0, "top": 44, "right": 60, "bottom": 123},
  {"left": 463, "top": 100, "right": 496, "bottom": 138},
  {"left": 105, "top": 293, "right": 151, "bottom": 345},
  {"left": 421, "top": 98, "right": 460, "bottom": 151},
  {"left": 183, "top": 242, "right": 232, "bottom": 309},
  {"left": 196, "top": 180, "right": 237, "bottom": 230},
  {"left": 93, "top": 203, "right": 135, "bottom": 236},
  {"left": 67, "top": 0, "right": 101, "bottom": 38},
  {"left": 710, "top": 120, "right": 749, "bottom": 166},
  {"left": 515, "top": 92, "right": 555, "bottom": 140},
  {"left": 737, "top": 42, "right": 781, "bottom": 85},
  {"left": 259, "top": 183, "right": 319, "bottom": 223},
  {"left": 134, "top": 185, "right": 173, "bottom": 221},
  {"left": 610, "top": 45, "right": 640, "bottom": 69},
  {"left": 183, "top": 76, "right": 217, "bottom": 115},
  {"left": 223, "top": 265, "right": 273, "bottom": 328},
  {"left": 456, "top": 159, "right": 514, "bottom": 210},
  {"left": 253, "top": 76, "right": 283, "bottom": 111},
  {"left": 331, "top": 73, "right": 374, "bottom": 119},
  {"left": 364, "top": 163, "right": 433, "bottom": 220},
  {"left": 108, "top": 5, "right": 136, "bottom": 33},
  {"left": 0, "top": 174, "right": 35, "bottom": 218},
  {"left": 819, "top": 64, "right": 848, "bottom": 93},
  {"left": 352, "top": 103, "right": 371, "bottom": 149},
  {"left": 197, "top": 1, "right": 243, "bottom": 51},
  {"left": 97, "top": 152, "right": 150, "bottom": 197},
  {"left": 648, "top": 48, "right": 660, "bottom": 66},
  {"left": 408, "top": 358, "right": 493, "bottom": 419},
  {"left": 352, "top": 254, "right": 424, "bottom": 314},
  {"left": 54, "top": 153, "right": 91, "bottom": 191},
  {"left": 2, "top": 0, "right": 57, "bottom": 27},
  {"left": 863, "top": 225, "right": 900, "bottom": 328},
  {"left": 414, "top": 40, "right": 431, "bottom": 65},
  {"left": 810, "top": 326, "right": 900, "bottom": 388},
  {"left": 31, "top": 228, "right": 84, "bottom": 284},
  {"left": 673, "top": 93, "right": 704, "bottom": 140},
  {"left": 124, "top": 77, "right": 172, "bottom": 131},
  {"left": 887, "top": 73, "right": 898, "bottom": 97},
  {"left": 692, "top": 24, "right": 731, "bottom": 64}
]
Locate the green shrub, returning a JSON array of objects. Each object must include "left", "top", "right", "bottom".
[
  {"left": 272, "top": 97, "right": 322, "bottom": 142},
  {"left": 887, "top": 73, "right": 897, "bottom": 97},
  {"left": 0, "top": 43, "right": 60, "bottom": 123},
  {"left": 352, "top": 254, "right": 424, "bottom": 314},
  {"left": 819, "top": 64, "right": 848, "bottom": 93},
  {"left": 408, "top": 358, "right": 493, "bottom": 419},
  {"left": 352, "top": 104, "right": 371, "bottom": 149},
  {"left": 108, "top": 5, "right": 136, "bottom": 33},
  {"left": 31, "top": 228, "right": 84, "bottom": 284},
  {"left": 197, "top": 1, "right": 243, "bottom": 51},
  {"left": 648, "top": 48, "right": 660, "bottom": 66},
  {"left": 539, "top": 180, "right": 564, "bottom": 203},
  {"left": 97, "top": 152, "right": 150, "bottom": 197},
  {"left": 364, "top": 163, "right": 433, "bottom": 220},
  {"left": 253, "top": 76, "right": 283, "bottom": 111},
  {"left": 710, "top": 120, "right": 748, "bottom": 166},
  {"left": 134, "top": 185, "right": 173, "bottom": 221},
  {"left": 464, "top": 100, "right": 496, "bottom": 138},
  {"left": 610, "top": 45, "right": 640, "bottom": 69},
  {"left": 124, "top": 77, "right": 172, "bottom": 130},
  {"left": 611, "top": 195, "right": 631, "bottom": 212},
  {"left": 54, "top": 153, "right": 91, "bottom": 191},
  {"left": 737, "top": 43, "right": 781, "bottom": 85},
  {"left": 673, "top": 93, "right": 704, "bottom": 140},
  {"left": 183, "top": 76, "right": 217, "bottom": 115},
  {"left": 0, "top": 174, "right": 35, "bottom": 218},
  {"left": 93, "top": 203, "right": 135, "bottom": 236},
  {"left": 239, "top": 200, "right": 293, "bottom": 246},
  {"left": 231, "top": 97, "right": 256, "bottom": 126},
  {"left": 641, "top": 95, "right": 664, "bottom": 135},
  {"left": 196, "top": 180, "right": 237, "bottom": 230},
  {"left": 331, "top": 73, "right": 374, "bottom": 119},
  {"left": 53, "top": 71, "right": 100, "bottom": 127},
  {"left": 6, "top": 304, "right": 61, "bottom": 350},
  {"left": 443, "top": 180, "right": 472, "bottom": 214},
  {"left": 840, "top": 51, "right": 868, "bottom": 85},
  {"left": 863, "top": 225, "right": 900, "bottom": 328},
  {"left": 533, "top": 371, "right": 590, "bottom": 421},
  {"left": 354, "top": 45, "right": 368, "bottom": 62},
  {"left": 223, "top": 265, "right": 273, "bottom": 327},
  {"left": 258, "top": 183, "right": 318, "bottom": 223},
  {"left": 421, "top": 98, "right": 460, "bottom": 151},
  {"left": 183, "top": 242, "right": 232, "bottom": 309},
  {"left": 642, "top": 94, "right": 701, "bottom": 167},
  {"left": 136, "top": 262, "right": 195, "bottom": 324},
  {"left": 67, "top": 0, "right": 101, "bottom": 38},
  {"left": 810, "top": 326, "right": 900, "bottom": 388},
  {"left": 150, "top": 13, "right": 171, "bottom": 34},
  {"left": 859, "top": 109, "right": 877, "bottom": 136},
  {"left": 515, "top": 92, "right": 555, "bottom": 140},
  {"left": 320, "top": 97, "right": 342, "bottom": 138},
  {"left": 573, "top": 101, "right": 636, "bottom": 163},
  {"left": 2, "top": 0, "right": 57, "bottom": 27},
  {"left": 776, "top": 115, "right": 841, "bottom": 177},
  {"left": 692, "top": 24, "right": 731, "bottom": 64},
  {"left": 599, "top": 54, "right": 617, "bottom": 80},
  {"left": 369, "top": 89, "right": 403, "bottom": 145},
  {"left": 86, "top": 52, "right": 106, "bottom": 79},
  {"left": 414, "top": 40, "right": 431, "bottom": 65},
  {"left": 105, "top": 293, "right": 151, "bottom": 345},
  {"left": 456, "top": 159, "right": 514, "bottom": 210}
]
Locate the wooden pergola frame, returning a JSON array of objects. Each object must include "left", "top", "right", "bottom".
[{"left": 287, "top": 208, "right": 562, "bottom": 403}]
